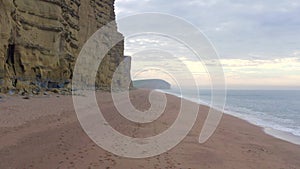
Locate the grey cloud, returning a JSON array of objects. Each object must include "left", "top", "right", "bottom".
[{"left": 116, "top": 0, "right": 300, "bottom": 60}]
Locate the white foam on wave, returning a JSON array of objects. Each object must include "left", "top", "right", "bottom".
[
  {"left": 264, "top": 128, "right": 300, "bottom": 145},
  {"left": 156, "top": 89, "right": 300, "bottom": 145},
  {"left": 223, "top": 106, "right": 300, "bottom": 138}
]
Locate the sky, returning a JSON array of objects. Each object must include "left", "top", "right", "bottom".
[{"left": 114, "top": 0, "right": 300, "bottom": 89}]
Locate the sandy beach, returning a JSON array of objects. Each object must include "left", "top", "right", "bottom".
[{"left": 0, "top": 90, "right": 299, "bottom": 169}]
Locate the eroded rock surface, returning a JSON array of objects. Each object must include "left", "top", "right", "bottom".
[{"left": 0, "top": 0, "right": 131, "bottom": 94}]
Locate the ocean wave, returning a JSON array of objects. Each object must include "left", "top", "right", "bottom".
[
  {"left": 156, "top": 89, "right": 300, "bottom": 141},
  {"left": 223, "top": 107, "right": 300, "bottom": 137}
]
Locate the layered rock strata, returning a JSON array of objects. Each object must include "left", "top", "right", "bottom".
[{"left": 0, "top": 0, "right": 130, "bottom": 94}]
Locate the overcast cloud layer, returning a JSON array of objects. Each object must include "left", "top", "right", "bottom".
[
  {"left": 115, "top": 0, "right": 300, "bottom": 59},
  {"left": 115, "top": 0, "right": 300, "bottom": 88}
]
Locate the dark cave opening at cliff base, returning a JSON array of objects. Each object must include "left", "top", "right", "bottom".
[
  {"left": 6, "top": 44, "right": 15, "bottom": 65},
  {"left": 5, "top": 43, "right": 19, "bottom": 87}
]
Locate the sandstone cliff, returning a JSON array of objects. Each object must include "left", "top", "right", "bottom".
[{"left": 0, "top": 0, "right": 130, "bottom": 94}]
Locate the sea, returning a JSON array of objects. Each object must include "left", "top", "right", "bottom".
[{"left": 159, "top": 88, "right": 300, "bottom": 145}]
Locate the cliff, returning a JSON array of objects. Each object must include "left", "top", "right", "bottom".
[
  {"left": 0, "top": 0, "right": 130, "bottom": 94},
  {"left": 133, "top": 79, "right": 171, "bottom": 90}
]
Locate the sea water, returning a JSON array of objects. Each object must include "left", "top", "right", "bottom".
[{"left": 159, "top": 88, "right": 300, "bottom": 145}]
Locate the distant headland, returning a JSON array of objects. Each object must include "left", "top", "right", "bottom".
[{"left": 133, "top": 79, "right": 171, "bottom": 89}]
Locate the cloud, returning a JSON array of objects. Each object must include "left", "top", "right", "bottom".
[
  {"left": 220, "top": 57, "right": 300, "bottom": 87},
  {"left": 115, "top": 0, "right": 300, "bottom": 59},
  {"left": 115, "top": 0, "right": 300, "bottom": 88}
]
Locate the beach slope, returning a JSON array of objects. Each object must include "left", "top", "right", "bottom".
[{"left": 0, "top": 90, "right": 299, "bottom": 169}]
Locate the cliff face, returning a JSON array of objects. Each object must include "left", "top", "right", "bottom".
[{"left": 0, "top": 0, "right": 130, "bottom": 94}]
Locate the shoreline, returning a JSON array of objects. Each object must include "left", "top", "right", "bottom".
[
  {"left": 0, "top": 90, "right": 300, "bottom": 168},
  {"left": 157, "top": 89, "right": 300, "bottom": 146},
  {"left": 264, "top": 128, "right": 300, "bottom": 146}
]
